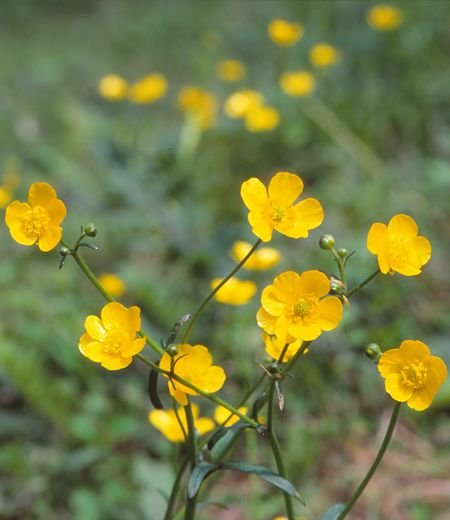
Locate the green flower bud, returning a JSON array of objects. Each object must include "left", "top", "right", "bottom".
[
  {"left": 365, "top": 343, "right": 381, "bottom": 361},
  {"left": 319, "top": 234, "right": 335, "bottom": 250},
  {"left": 59, "top": 246, "right": 71, "bottom": 257},
  {"left": 337, "top": 248, "right": 348, "bottom": 258},
  {"left": 84, "top": 223, "right": 97, "bottom": 237},
  {"left": 166, "top": 344, "right": 178, "bottom": 357}
]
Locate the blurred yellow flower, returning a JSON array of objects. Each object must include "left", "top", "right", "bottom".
[
  {"left": 268, "top": 19, "right": 303, "bottom": 46},
  {"left": 98, "top": 74, "right": 128, "bottom": 101},
  {"left": 214, "top": 405, "right": 248, "bottom": 426},
  {"left": 367, "top": 214, "right": 431, "bottom": 276},
  {"left": 79, "top": 302, "right": 146, "bottom": 370},
  {"left": 178, "top": 86, "right": 218, "bottom": 129},
  {"left": 231, "top": 240, "right": 281, "bottom": 270},
  {"left": 257, "top": 270, "right": 343, "bottom": 343},
  {"left": 241, "top": 171, "right": 324, "bottom": 242},
  {"left": 149, "top": 404, "right": 215, "bottom": 442},
  {"left": 0, "top": 187, "right": 12, "bottom": 208},
  {"left": 129, "top": 74, "right": 168, "bottom": 104},
  {"left": 378, "top": 340, "right": 447, "bottom": 411},
  {"left": 216, "top": 59, "right": 246, "bottom": 82},
  {"left": 5, "top": 182, "right": 66, "bottom": 252},
  {"left": 98, "top": 273, "right": 126, "bottom": 298},
  {"left": 160, "top": 344, "right": 226, "bottom": 406},
  {"left": 280, "top": 71, "right": 315, "bottom": 97},
  {"left": 309, "top": 43, "right": 341, "bottom": 68},
  {"left": 367, "top": 4, "right": 403, "bottom": 31},
  {"left": 211, "top": 277, "right": 257, "bottom": 305},
  {"left": 245, "top": 105, "right": 280, "bottom": 132},
  {"left": 224, "top": 90, "right": 264, "bottom": 119},
  {"left": 264, "top": 333, "right": 305, "bottom": 362}
]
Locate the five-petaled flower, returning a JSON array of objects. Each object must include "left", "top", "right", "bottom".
[
  {"left": 367, "top": 214, "right": 431, "bottom": 276},
  {"left": 268, "top": 19, "right": 303, "bottom": 47},
  {"left": 241, "top": 172, "right": 324, "bottom": 242},
  {"left": 79, "top": 302, "right": 146, "bottom": 370},
  {"left": 378, "top": 340, "right": 447, "bottom": 411},
  {"left": 231, "top": 240, "right": 281, "bottom": 270},
  {"left": 5, "top": 182, "right": 67, "bottom": 252},
  {"left": 160, "top": 344, "right": 226, "bottom": 406},
  {"left": 211, "top": 277, "right": 257, "bottom": 305},
  {"left": 264, "top": 333, "right": 305, "bottom": 362},
  {"left": 257, "top": 270, "right": 343, "bottom": 342}
]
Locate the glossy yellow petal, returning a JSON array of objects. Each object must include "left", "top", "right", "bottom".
[
  {"left": 101, "top": 302, "right": 134, "bottom": 336},
  {"left": 367, "top": 222, "right": 388, "bottom": 255},
  {"left": 5, "top": 201, "right": 30, "bottom": 226},
  {"left": 231, "top": 241, "right": 281, "bottom": 270},
  {"left": 241, "top": 177, "right": 269, "bottom": 211},
  {"left": 28, "top": 182, "right": 57, "bottom": 209},
  {"left": 407, "top": 236, "right": 431, "bottom": 268},
  {"left": 299, "top": 270, "right": 330, "bottom": 298},
  {"left": 384, "top": 373, "right": 413, "bottom": 402},
  {"left": 317, "top": 296, "right": 343, "bottom": 331},
  {"left": 81, "top": 341, "right": 109, "bottom": 363},
  {"left": 293, "top": 198, "right": 324, "bottom": 231},
  {"left": 398, "top": 339, "right": 430, "bottom": 362},
  {"left": 288, "top": 321, "right": 321, "bottom": 341},
  {"left": 170, "top": 386, "right": 189, "bottom": 406},
  {"left": 196, "top": 418, "right": 216, "bottom": 436},
  {"left": 47, "top": 198, "right": 67, "bottom": 226},
  {"left": 200, "top": 366, "right": 226, "bottom": 393},
  {"left": 101, "top": 355, "right": 132, "bottom": 371},
  {"left": 248, "top": 210, "right": 273, "bottom": 242},
  {"left": 271, "top": 271, "right": 302, "bottom": 302},
  {"left": 261, "top": 285, "right": 285, "bottom": 317},
  {"left": 122, "top": 337, "right": 146, "bottom": 357},
  {"left": 429, "top": 356, "right": 447, "bottom": 385},
  {"left": 78, "top": 332, "right": 93, "bottom": 355},
  {"left": 84, "top": 315, "right": 106, "bottom": 341},
  {"left": 388, "top": 214, "right": 418, "bottom": 239},
  {"left": 212, "top": 278, "right": 257, "bottom": 305},
  {"left": 256, "top": 307, "right": 278, "bottom": 335},
  {"left": 37, "top": 226, "right": 62, "bottom": 252},
  {"left": 268, "top": 172, "right": 303, "bottom": 209},
  {"left": 378, "top": 348, "right": 404, "bottom": 378}
]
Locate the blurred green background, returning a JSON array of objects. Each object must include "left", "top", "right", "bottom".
[{"left": 0, "top": 1, "right": 449, "bottom": 519}]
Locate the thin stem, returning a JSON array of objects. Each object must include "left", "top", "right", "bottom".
[
  {"left": 184, "top": 399, "right": 198, "bottom": 520},
  {"left": 337, "top": 401, "right": 401, "bottom": 520},
  {"left": 163, "top": 457, "right": 189, "bottom": 520},
  {"left": 182, "top": 239, "right": 262, "bottom": 342},
  {"left": 267, "top": 381, "right": 275, "bottom": 432},
  {"left": 346, "top": 268, "right": 381, "bottom": 298},
  {"left": 331, "top": 246, "right": 347, "bottom": 286},
  {"left": 267, "top": 431, "right": 295, "bottom": 520}
]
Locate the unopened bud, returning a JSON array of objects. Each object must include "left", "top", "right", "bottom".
[
  {"left": 59, "top": 246, "right": 71, "bottom": 257},
  {"left": 319, "top": 234, "right": 335, "bottom": 250},
  {"left": 330, "top": 276, "right": 346, "bottom": 294},
  {"left": 166, "top": 345, "right": 178, "bottom": 357},
  {"left": 337, "top": 248, "right": 348, "bottom": 258},
  {"left": 84, "top": 223, "right": 97, "bottom": 237},
  {"left": 365, "top": 343, "right": 381, "bottom": 361}
]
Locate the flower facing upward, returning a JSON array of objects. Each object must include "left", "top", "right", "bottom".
[
  {"left": 241, "top": 172, "right": 324, "bottom": 242},
  {"left": 178, "top": 86, "right": 218, "bottom": 129},
  {"left": 214, "top": 405, "right": 248, "bottom": 426},
  {"left": 280, "top": 71, "right": 315, "bottom": 97},
  {"left": 231, "top": 241, "right": 281, "bottom": 270},
  {"left": 264, "top": 333, "right": 304, "bottom": 362},
  {"left": 79, "top": 302, "right": 146, "bottom": 370},
  {"left": 149, "top": 404, "right": 214, "bottom": 442},
  {"left": 309, "top": 43, "right": 341, "bottom": 68},
  {"left": 378, "top": 340, "right": 447, "bottom": 411},
  {"left": 160, "top": 344, "right": 226, "bottom": 406},
  {"left": 5, "top": 182, "right": 66, "bottom": 252},
  {"left": 98, "top": 273, "right": 126, "bottom": 298},
  {"left": 216, "top": 60, "right": 246, "bottom": 82},
  {"left": 224, "top": 90, "right": 264, "bottom": 119},
  {"left": 367, "top": 4, "right": 403, "bottom": 31},
  {"left": 128, "top": 74, "right": 168, "bottom": 104},
  {"left": 257, "top": 270, "right": 343, "bottom": 343},
  {"left": 367, "top": 214, "right": 431, "bottom": 276},
  {"left": 245, "top": 106, "right": 280, "bottom": 132},
  {"left": 211, "top": 277, "right": 257, "bottom": 305},
  {"left": 98, "top": 74, "right": 128, "bottom": 101},
  {"left": 268, "top": 19, "right": 303, "bottom": 46}
]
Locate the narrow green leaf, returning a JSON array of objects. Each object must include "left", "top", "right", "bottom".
[
  {"left": 187, "top": 462, "right": 216, "bottom": 499},
  {"left": 320, "top": 503, "right": 345, "bottom": 520},
  {"left": 208, "top": 420, "right": 249, "bottom": 450},
  {"left": 147, "top": 368, "right": 163, "bottom": 409}
]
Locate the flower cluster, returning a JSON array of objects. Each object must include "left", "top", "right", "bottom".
[{"left": 97, "top": 73, "right": 168, "bottom": 104}]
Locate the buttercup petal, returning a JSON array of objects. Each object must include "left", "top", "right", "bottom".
[
  {"left": 101, "top": 302, "right": 134, "bottom": 337},
  {"left": 248, "top": 210, "right": 273, "bottom": 242},
  {"left": 388, "top": 214, "right": 418, "bottom": 239},
  {"left": 122, "top": 337, "right": 146, "bottom": 357},
  {"left": 82, "top": 341, "right": 110, "bottom": 362},
  {"left": 429, "top": 356, "right": 447, "bottom": 385},
  {"left": 398, "top": 340, "right": 430, "bottom": 362},
  {"left": 256, "top": 307, "right": 278, "bottom": 334},
  {"left": 261, "top": 285, "right": 285, "bottom": 316},
  {"left": 407, "top": 236, "right": 431, "bottom": 268},
  {"left": 37, "top": 226, "right": 62, "bottom": 252},
  {"left": 378, "top": 348, "right": 404, "bottom": 377},
  {"left": 293, "top": 197, "right": 324, "bottom": 231},
  {"left": 288, "top": 321, "right": 321, "bottom": 341},
  {"left": 101, "top": 355, "right": 133, "bottom": 371},
  {"left": 407, "top": 379, "right": 439, "bottom": 411},
  {"left": 5, "top": 201, "right": 30, "bottom": 226},
  {"left": 47, "top": 198, "right": 67, "bottom": 226},
  {"left": 28, "top": 182, "right": 57, "bottom": 209},
  {"left": 241, "top": 178, "right": 269, "bottom": 211},
  {"left": 200, "top": 366, "right": 226, "bottom": 393},
  {"left": 367, "top": 222, "right": 388, "bottom": 255},
  {"left": 317, "top": 296, "right": 343, "bottom": 331},
  {"left": 268, "top": 172, "right": 303, "bottom": 208},
  {"left": 384, "top": 373, "right": 413, "bottom": 402},
  {"left": 274, "top": 206, "right": 310, "bottom": 239},
  {"left": 84, "top": 315, "right": 106, "bottom": 340},
  {"left": 299, "top": 270, "right": 330, "bottom": 298},
  {"left": 196, "top": 418, "right": 215, "bottom": 436}
]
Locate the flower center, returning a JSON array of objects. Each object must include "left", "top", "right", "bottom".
[
  {"left": 270, "top": 206, "right": 285, "bottom": 224},
  {"left": 387, "top": 237, "right": 408, "bottom": 265},
  {"left": 289, "top": 296, "right": 319, "bottom": 320},
  {"left": 400, "top": 361, "right": 428, "bottom": 389},
  {"left": 21, "top": 206, "right": 50, "bottom": 238},
  {"left": 103, "top": 329, "right": 127, "bottom": 355}
]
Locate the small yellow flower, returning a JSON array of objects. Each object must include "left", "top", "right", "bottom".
[
  {"left": 241, "top": 172, "right": 324, "bottom": 242},
  {"left": 367, "top": 4, "right": 403, "bottom": 31},
  {"left": 129, "top": 74, "right": 167, "bottom": 104},
  {"left": 98, "top": 74, "right": 128, "bottom": 101},
  {"left": 149, "top": 404, "right": 215, "bottom": 442},
  {"left": 98, "top": 273, "right": 126, "bottom": 298},
  {"left": 5, "top": 182, "right": 66, "bottom": 252},
  {"left": 309, "top": 43, "right": 341, "bottom": 68},
  {"left": 224, "top": 90, "right": 264, "bottom": 119},
  {"left": 178, "top": 86, "right": 218, "bottom": 129},
  {"left": 231, "top": 241, "right": 281, "bottom": 270},
  {"left": 160, "top": 344, "right": 226, "bottom": 406},
  {"left": 378, "top": 340, "right": 447, "bottom": 411},
  {"left": 79, "top": 302, "right": 146, "bottom": 370},
  {"left": 367, "top": 214, "right": 431, "bottom": 276},
  {"left": 211, "top": 277, "right": 257, "bottom": 305},
  {"left": 280, "top": 71, "right": 315, "bottom": 97},
  {"left": 214, "top": 405, "right": 248, "bottom": 426},
  {"left": 0, "top": 187, "right": 12, "bottom": 208},
  {"left": 264, "top": 334, "right": 305, "bottom": 362},
  {"left": 268, "top": 19, "right": 304, "bottom": 47},
  {"left": 216, "top": 60, "right": 246, "bottom": 82},
  {"left": 245, "top": 106, "right": 280, "bottom": 132},
  {"left": 257, "top": 270, "right": 343, "bottom": 343}
]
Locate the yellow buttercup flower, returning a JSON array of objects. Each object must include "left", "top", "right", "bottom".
[
  {"left": 268, "top": 19, "right": 303, "bottom": 47},
  {"left": 98, "top": 273, "right": 126, "bottom": 298},
  {"left": 160, "top": 344, "right": 226, "bottom": 406},
  {"left": 149, "top": 404, "right": 215, "bottom": 442},
  {"left": 224, "top": 90, "right": 264, "bottom": 119},
  {"left": 178, "top": 86, "right": 218, "bottom": 129},
  {"left": 79, "top": 302, "right": 146, "bottom": 370},
  {"left": 264, "top": 333, "right": 304, "bottom": 362},
  {"left": 257, "top": 270, "right": 343, "bottom": 343},
  {"left": 367, "top": 214, "right": 431, "bottom": 276},
  {"left": 128, "top": 74, "right": 168, "bottom": 104},
  {"left": 367, "top": 4, "right": 403, "bottom": 31},
  {"left": 241, "top": 172, "right": 324, "bottom": 242},
  {"left": 280, "top": 71, "right": 315, "bottom": 97},
  {"left": 0, "top": 187, "right": 12, "bottom": 208},
  {"left": 378, "top": 340, "right": 447, "bottom": 411},
  {"left": 217, "top": 60, "right": 246, "bottom": 82},
  {"left": 97, "top": 74, "right": 128, "bottom": 101},
  {"left": 245, "top": 106, "right": 280, "bottom": 132},
  {"left": 231, "top": 241, "right": 281, "bottom": 270},
  {"left": 214, "top": 405, "right": 248, "bottom": 426},
  {"left": 5, "top": 182, "right": 66, "bottom": 252},
  {"left": 211, "top": 277, "right": 257, "bottom": 305},
  {"left": 309, "top": 43, "right": 341, "bottom": 68}
]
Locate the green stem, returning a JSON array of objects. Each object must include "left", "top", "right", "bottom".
[
  {"left": 267, "top": 381, "right": 275, "bottom": 432},
  {"left": 182, "top": 239, "right": 262, "bottom": 342},
  {"left": 163, "top": 457, "right": 189, "bottom": 520},
  {"left": 337, "top": 401, "right": 401, "bottom": 519},
  {"left": 346, "top": 268, "right": 381, "bottom": 298},
  {"left": 331, "top": 246, "right": 347, "bottom": 286},
  {"left": 184, "top": 399, "right": 198, "bottom": 520}
]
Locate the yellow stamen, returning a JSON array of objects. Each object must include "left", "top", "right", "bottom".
[{"left": 401, "top": 361, "right": 428, "bottom": 389}]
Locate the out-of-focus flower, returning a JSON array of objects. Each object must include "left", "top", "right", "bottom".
[
  {"left": 211, "top": 277, "right": 257, "bottom": 305},
  {"left": 98, "top": 74, "right": 128, "bottom": 101},
  {"left": 241, "top": 172, "right": 324, "bottom": 242},
  {"left": 129, "top": 74, "right": 168, "bottom": 104},
  {"left": 264, "top": 334, "right": 305, "bottom": 362},
  {"left": 378, "top": 340, "right": 447, "bottom": 411},
  {"left": 245, "top": 106, "right": 280, "bottom": 132},
  {"left": 5, "top": 182, "right": 66, "bottom": 252},
  {"left": 214, "top": 405, "right": 248, "bottom": 426},
  {"left": 367, "top": 4, "right": 403, "bottom": 31},
  {"left": 98, "top": 273, "right": 126, "bottom": 298},
  {"left": 280, "top": 71, "right": 315, "bottom": 97},
  {"left": 216, "top": 60, "right": 246, "bottom": 82},
  {"left": 231, "top": 241, "right": 281, "bottom": 270},
  {"left": 160, "top": 344, "right": 226, "bottom": 406},
  {"left": 0, "top": 187, "right": 12, "bottom": 208},
  {"left": 178, "top": 86, "right": 218, "bottom": 129},
  {"left": 268, "top": 19, "right": 303, "bottom": 46},
  {"left": 149, "top": 404, "right": 215, "bottom": 442},
  {"left": 79, "top": 302, "right": 146, "bottom": 370},
  {"left": 367, "top": 214, "right": 431, "bottom": 276},
  {"left": 309, "top": 43, "right": 341, "bottom": 68},
  {"left": 224, "top": 90, "right": 264, "bottom": 119}
]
